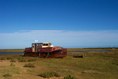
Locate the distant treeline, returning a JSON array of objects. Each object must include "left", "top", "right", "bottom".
[{"left": 0, "top": 49, "right": 24, "bottom": 52}]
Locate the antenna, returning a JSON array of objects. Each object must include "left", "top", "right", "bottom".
[{"left": 35, "top": 40, "right": 38, "bottom": 43}]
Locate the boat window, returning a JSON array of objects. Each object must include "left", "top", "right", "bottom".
[{"left": 43, "top": 44, "right": 49, "bottom": 46}]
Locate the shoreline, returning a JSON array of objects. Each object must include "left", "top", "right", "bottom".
[
  {"left": 0, "top": 48, "right": 117, "bottom": 53},
  {"left": 0, "top": 49, "right": 24, "bottom": 52}
]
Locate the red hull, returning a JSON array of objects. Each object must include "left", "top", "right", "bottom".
[{"left": 24, "top": 47, "right": 67, "bottom": 58}]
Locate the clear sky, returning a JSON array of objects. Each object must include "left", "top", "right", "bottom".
[{"left": 0, "top": 0, "right": 118, "bottom": 48}]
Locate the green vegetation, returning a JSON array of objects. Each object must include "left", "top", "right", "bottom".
[
  {"left": 64, "top": 75, "right": 76, "bottom": 79},
  {"left": 38, "top": 72, "right": 60, "bottom": 78},
  {"left": 24, "top": 63, "right": 35, "bottom": 68},
  {"left": 0, "top": 48, "right": 117, "bottom": 79},
  {"left": 17, "top": 56, "right": 26, "bottom": 62},
  {"left": 3, "top": 73, "right": 12, "bottom": 77}
]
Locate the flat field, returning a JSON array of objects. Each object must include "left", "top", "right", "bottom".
[{"left": 0, "top": 48, "right": 118, "bottom": 79}]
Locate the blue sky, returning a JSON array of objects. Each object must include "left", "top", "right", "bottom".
[{"left": 0, "top": 0, "right": 118, "bottom": 48}]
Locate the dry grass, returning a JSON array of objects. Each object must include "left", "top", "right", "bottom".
[{"left": 0, "top": 48, "right": 117, "bottom": 79}]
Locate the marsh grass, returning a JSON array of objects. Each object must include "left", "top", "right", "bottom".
[
  {"left": 6, "top": 57, "right": 13, "bottom": 60},
  {"left": 17, "top": 57, "right": 26, "bottom": 62},
  {"left": 0, "top": 57, "right": 6, "bottom": 60},
  {"left": 10, "top": 59, "right": 16, "bottom": 62},
  {"left": 64, "top": 75, "right": 76, "bottom": 79},
  {"left": 3, "top": 73, "right": 12, "bottom": 77},
  {"left": 0, "top": 48, "right": 117, "bottom": 79},
  {"left": 10, "top": 63, "right": 15, "bottom": 67},
  {"left": 0, "top": 66, "right": 20, "bottom": 79},
  {"left": 38, "top": 71, "right": 60, "bottom": 78},
  {"left": 27, "top": 58, "right": 37, "bottom": 62},
  {"left": 24, "top": 63, "right": 35, "bottom": 68}
]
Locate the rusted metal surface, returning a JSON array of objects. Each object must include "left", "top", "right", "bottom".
[{"left": 24, "top": 43, "right": 67, "bottom": 58}]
